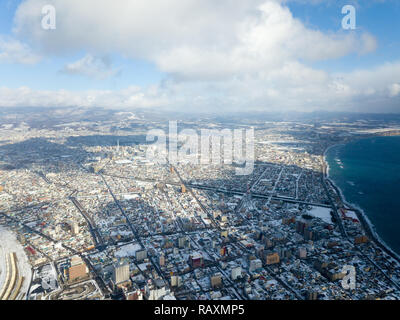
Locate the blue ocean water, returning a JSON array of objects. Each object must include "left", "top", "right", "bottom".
[{"left": 326, "top": 136, "right": 400, "bottom": 255}]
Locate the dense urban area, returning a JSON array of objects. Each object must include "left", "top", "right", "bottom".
[{"left": 1, "top": 108, "right": 400, "bottom": 300}]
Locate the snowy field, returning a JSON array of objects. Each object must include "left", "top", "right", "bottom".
[
  {"left": 0, "top": 225, "right": 32, "bottom": 300},
  {"left": 307, "top": 206, "right": 333, "bottom": 224},
  {"left": 115, "top": 243, "right": 142, "bottom": 258}
]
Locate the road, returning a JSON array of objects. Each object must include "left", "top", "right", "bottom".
[
  {"left": 98, "top": 173, "right": 170, "bottom": 287},
  {"left": 69, "top": 196, "right": 105, "bottom": 250}
]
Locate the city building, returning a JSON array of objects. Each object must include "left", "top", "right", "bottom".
[{"left": 113, "top": 263, "right": 130, "bottom": 285}]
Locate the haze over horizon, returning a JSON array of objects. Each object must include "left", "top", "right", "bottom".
[{"left": 0, "top": 0, "right": 399, "bottom": 113}]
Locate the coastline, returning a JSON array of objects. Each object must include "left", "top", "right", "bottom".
[{"left": 322, "top": 141, "right": 400, "bottom": 264}]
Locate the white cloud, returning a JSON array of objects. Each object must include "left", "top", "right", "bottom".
[
  {"left": 13, "top": 0, "right": 376, "bottom": 80},
  {"left": 0, "top": 85, "right": 168, "bottom": 109},
  {"left": 1, "top": 61, "right": 399, "bottom": 113},
  {"left": 389, "top": 83, "right": 400, "bottom": 97},
  {"left": 0, "top": 36, "right": 41, "bottom": 64},
  {"left": 156, "top": 1, "right": 376, "bottom": 80},
  {"left": 61, "top": 54, "right": 119, "bottom": 80},
  {"left": 2, "top": 0, "right": 397, "bottom": 113}
]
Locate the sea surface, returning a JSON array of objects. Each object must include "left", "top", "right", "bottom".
[{"left": 326, "top": 135, "right": 400, "bottom": 255}]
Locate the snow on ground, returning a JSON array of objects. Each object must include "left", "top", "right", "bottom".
[
  {"left": 0, "top": 225, "right": 32, "bottom": 299},
  {"left": 115, "top": 243, "right": 142, "bottom": 258},
  {"left": 138, "top": 262, "right": 150, "bottom": 271},
  {"left": 307, "top": 206, "right": 333, "bottom": 224},
  {"left": 122, "top": 194, "right": 139, "bottom": 200},
  {"left": 0, "top": 245, "right": 7, "bottom": 293},
  {"left": 111, "top": 230, "right": 131, "bottom": 237},
  {"left": 115, "top": 160, "right": 132, "bottom": 164},
  {"left": 345, "top": 210, "right": 359, "bottom": 220}
]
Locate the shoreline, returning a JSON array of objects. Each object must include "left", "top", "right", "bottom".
[{"left": 322, "top": 140, "right": 400, "bottom": 264}]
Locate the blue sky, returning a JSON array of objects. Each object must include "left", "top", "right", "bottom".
[
  {"left": 0, "top": 0, "right": 399, "bottom": 112},
  {"left": 0, "top": 1, "right": 165, "bottom": 91},
  {"left": 289, "top": 0, "right": 400, "bottom": 70}
]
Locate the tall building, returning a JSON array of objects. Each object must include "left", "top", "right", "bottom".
[
  {"left": 296, "top": 220, "right": 307, "bottom": 235},
  {"left": 307, "top": 291, "right": 318, "bottom": 300},
  {"left": 249, "top": 259, "right": 262, "bottom": 272},
  {"left": 189, "top": 252, "right": 204, "bottom": 269},
  {"left": 304, "top": 227, "right": 314, "bottom": 241},
  {"left": 265, "top": 252, "right": 280, "bottom": 265},
  {"left": 171, "top": 276, "right": 182, "bottom": 287},
  {"left": 210, "top": 273, "right": 222, "bottom": 288},
  {"left": 68, "top": 221, "right": 80, "bottom": 235},
  {"left": 220, "top": 247, "right": 228, "bottom": 257},
  {"left": 136, "top": 249, "right": 147, "bottom": 262},
  {"left": 231, "top": 266, "right": 242, "bottom": 281},
  {"left": 146, "top": 279, "right": 172, "bottom": 300},
  {"left": 159, "top": 254, "right": 165, "bottom": 267},
  {"left": 178, "top": 236, "right": 188, "bottom": 248},
  {"left": 113, "top": 263, "right": 130, "bottom": 285},
  {"left": 298, "top": 247, "right": 307, "bottom": 259},
  {"left": 68, "top": 255, "right": 89, "bottom": 282}
]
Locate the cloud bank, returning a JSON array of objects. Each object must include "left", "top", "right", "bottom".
[{"left": 0, "top": 0, "right": 398, "bottom": 113}]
